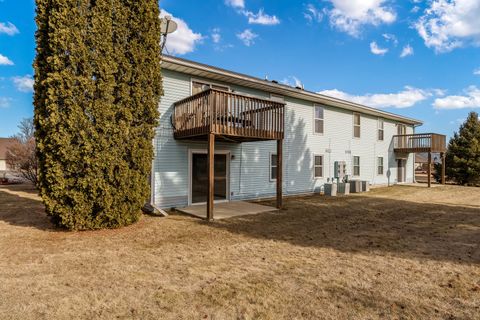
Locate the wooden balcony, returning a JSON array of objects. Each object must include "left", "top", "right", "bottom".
[
  {"left": 393, "top": 133, "right": 447, "bottom": 153},
  {"left": 172, "top": 89, "right": 285, "bottom": 142}
]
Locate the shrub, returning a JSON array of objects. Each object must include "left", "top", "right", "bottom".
[
  {"left": 445, "top": 112, "right": 480, "bottom": 186},
  {"left": 34, "top": 0, "right": 162, "bottom": 230}
]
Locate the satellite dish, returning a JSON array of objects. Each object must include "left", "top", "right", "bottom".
[
  {"left": 160, "top": 16, "right": 178, "bottom": 34},
  {"left": 160, "top": 15, "right": 178, "bottom": 52}
]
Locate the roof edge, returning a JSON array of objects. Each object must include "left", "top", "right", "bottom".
[{"left": 162, "top": 55, "right": 424, "bottom": 126}]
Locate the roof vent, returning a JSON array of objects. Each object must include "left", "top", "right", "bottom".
[{"left": 271, "top": 80, "right": 278, "bottom": 84}]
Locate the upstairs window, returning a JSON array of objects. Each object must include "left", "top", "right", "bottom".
[
  {"left": 314, "top": 155, "right": 324, "bottom": 178},
  {"left": 378, "top": 119, "right": 384, "bottom": 141},
  {"left": 353, "top": 156, "right": 360, "bottom": 176},
  {"left": 270, "top": 154, "right": 277, "bottom": 181},
  {"left": 397, "top": 124, "right": 407, "bottom": 135},
  {"left": 377, "top": 157, "right": 384, "bottom": 175},
  {"left": 314, "top": 105, "right": 324, "bottom": 134},
  {"left": 353, "top": 113, "right": 361, "bottom": 138}
]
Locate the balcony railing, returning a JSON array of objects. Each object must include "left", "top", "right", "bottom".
[
  {"left": 393, "top": 133, "right": 446, "bottom": 153},
  {"left": 172, "top": 89, "right": 285, "bottom": 142}
]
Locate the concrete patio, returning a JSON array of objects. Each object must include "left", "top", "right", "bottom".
[{"left": 176, "top": 201, "right": 278, "bottom": 220}]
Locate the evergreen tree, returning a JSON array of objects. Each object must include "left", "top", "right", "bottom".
[
  {"left": 445, "top": 112, "right": 480, "bottom": 186},
  {"left": 34, "top": 0, "right": 162, "bottom": 230}
]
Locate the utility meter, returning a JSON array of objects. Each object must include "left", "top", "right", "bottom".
[{"left": 334, "top": 161, "right": 347, "bottom": 181}]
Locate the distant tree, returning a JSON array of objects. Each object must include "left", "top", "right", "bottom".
[
  {"left": 6, "top": 118, "right": 38, "bottom": 185},
  {"left": 34, "top": 0, "right": 162, "bottom": 230},
  {"left": 444, "top": 112, "right": 480, "bottom": 186}
]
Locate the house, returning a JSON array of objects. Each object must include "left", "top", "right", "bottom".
[
  {"left": 0, "top": 138, "right": 15, "bottom": 172},
  {"left": 153, "top": 56, "right": 446, "bottom": 219}
]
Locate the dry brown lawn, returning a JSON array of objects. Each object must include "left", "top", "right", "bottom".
[{"left": 0, "top": 184, "right": 479, "bottom": 320}]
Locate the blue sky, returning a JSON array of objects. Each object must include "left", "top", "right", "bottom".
[{"left": 1, "top": 1, "right": 480, "bottom": 138}]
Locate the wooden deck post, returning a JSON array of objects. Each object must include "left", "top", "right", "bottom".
[
  {"left": 207, "top": 133, "right": 215, "bottom": 221},
  {"left": 276, "top": 139, "right": 283, "bottom": 209},
  {"left": 427, "top": 152, "right": 432, "bottom": 188},
  {"left": 441, "top": 152, "right": 446, "bottom": 185}
]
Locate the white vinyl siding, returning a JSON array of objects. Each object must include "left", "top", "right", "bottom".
[
  {"left": 353, "top": 113, "right": 361, "bottom": 138},
  {"left": 314, "top": 105, "right": 324, "bottom": 134},
  {"left": 153, "top": 68, "right": 417, "bottom": 208}
]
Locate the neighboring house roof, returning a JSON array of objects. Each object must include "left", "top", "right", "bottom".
[
  {"left": 162, "top": 55, "right": 423, "bottom": 126},
  {"left": 0, "top": 138, "right": 15, "bottom": 160}
]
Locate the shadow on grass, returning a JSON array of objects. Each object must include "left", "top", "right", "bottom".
[
  {"left": 0, "top": 184, "right": 55, "bottom": 231},
  {"left": 207, "top": 190, "right": 480, "bottom": 265}
]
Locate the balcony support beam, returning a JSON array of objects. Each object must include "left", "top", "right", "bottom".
[
  {"left": 207, "top": 133, "right": 215, "bottom": 221},
  {"left": 441, "top": 152, "right": 446, "bottom": 185},
  {"left": 427, "top": 152, "right": 432, "bottom": 188},
  {"left": 276, "top": 139, "right": 283, "bottom": 209}
]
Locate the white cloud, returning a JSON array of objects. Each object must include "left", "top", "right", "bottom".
[
  {"left": 0, "top": 54, "right": 13, "bottom": 65},
  {"left": 325, "top": 0, "right": 396, "bottom": 37},
  {"left": 211, "top": 28, "right": 221, "bottom": 44},
  {"left": 160, "top": 10, "right": 203, "bottom": 55},
  {"left": 0, "top": 22, "right": 19, "bottom": 36},
  {"left": 0, "top": 97, "right": 12, "bottom": 108},
  {"left": 411, "top": 6, "right": 421, "bottom": 13},
  {"left": 400, "top": 44, "right": 414, "bottom": 57},
  {"left": 13, "top": 75, "right": 34, "bottom": 92},
  {"left": 415, "top": 0, "right": 480, "bottom": 53},
  {"left": 281, "top": 76, "right": 303, "bottom": 88},
  {"left": 319, "top": 86, "right": 435, "bottom": 109},
  {"left": 304, "top": 4, "right": 324, "bottom": 23},
  {"left": 244, "top": 9, "right": 280, "bottom": 25},
  {"left": 474, "top": 68, "right": 480, "bottom": 75},
  {"left": 237, "top": 29, "right": 258, "bottom": 46},
  {"left": 225, "top": 0, "right": 244, "bottom": 9},
  {"left": 370, "top": 41, "right": 388, "bottom": 55},
  {"left": 434, "top": 86, "right": 480, "bottom": 109},
  {"left": 382, "top": 33, "right": 398, "bottom": 45}
]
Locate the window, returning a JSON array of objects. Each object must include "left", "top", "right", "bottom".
[
  {"left": 353, "top": 113, "right": 361, "bottom": 138},
  {"left": 270, "top": 154, "right": 277, "bottom": 180},
  {"left": 353, "top": 156, "right": 360, "bottom": 176},
  {"left": 378, "top": 119, "right": 384, "bottom": 141},
  {"left": 192, "top": 80, "right": 229, "bottom": 95},
  {"left": 314, "top": 105, "right": 324, "bottom": 134},
  {"left": 314, "top": 155, "right": 324, "bottom": 178},
  {"left": 377, "top": 157, "right": 384, "bottom": 175}
]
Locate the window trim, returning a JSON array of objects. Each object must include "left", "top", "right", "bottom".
[
  {"left": 313, "top": 104, "right": 325, "bottom": 136},
  {"left": 378, "top": 118, "right": 384, "bottom": 141},
  {"left": 353, "top": 156, "right": 361, "bottom": 177},
  {"left": 191, "top": 78, "right": 230, "bottom": 95},
  {"left": 269, "top": 153, "right": 277, "bottom": 182},
  {"left": 313, "top": 154, "right": 324, "bottom": 179},
  {"left": 353, "top": 113, "right": 361, "bottom": 139},
  {"left": 377, "top": 156, "right": 384, "bottom": 176}
]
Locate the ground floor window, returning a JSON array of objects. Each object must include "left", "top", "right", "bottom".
[
  {"left": 353, "top": 156, "right": 360, "bottom": 176},
  {"left": 314, "top": 155, "right": 324, "bottom": 178},
  {"left": 377, "top": 157, "right": 384, "bottom": 175},
  {"left": 270, "top": 154, "right": 277, "bottom": 181}
]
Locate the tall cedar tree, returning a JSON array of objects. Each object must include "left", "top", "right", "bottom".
[
  {"left": 445, "top": 112, "right": 480, "bottom": 186},
  {"left": 34, "top": 0, "right": 162, "bottom": 230}
]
